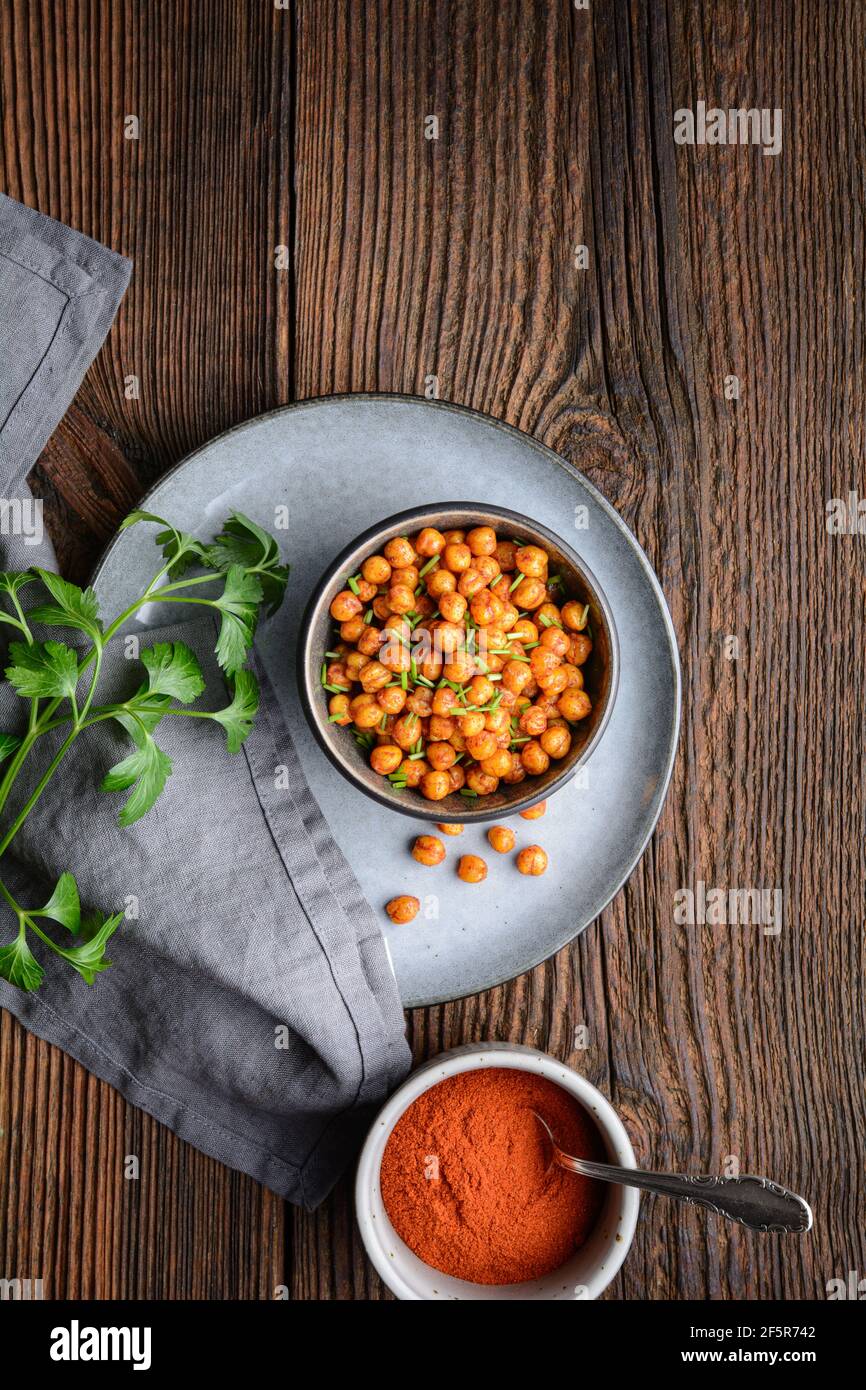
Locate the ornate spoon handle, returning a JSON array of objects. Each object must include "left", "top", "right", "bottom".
[{"left": 558, "top": 1157, "right": 812, "bottom": 1233}]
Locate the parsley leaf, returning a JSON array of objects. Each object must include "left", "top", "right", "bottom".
[
  {"left": 102, "top": 735, "right": 173, "bottom": 826},
  {"left": 0, "top": 932, "right": 44, "bottom": 991},
  {"left": 209, "top": 669, "right": 259, "bottom": 752},
  {"left": 5, "top": 640, "right": 79, "bottom": 699},
  {"left": 32, "top": 872, "right": 81, "bottom": 933},
  {"left": 205, "top": 512, "right": 289, "bottom": 614},
  {"left": 212, "top": 566, "right": 262, "bottom": 674},
  {"left": 28, "top": 570, "right": 103, "bottom": 637},
  {"left": 140, "top": 641, "right": 205, "bottom": 703},
  {"left": 120, "top": 510, "right": 207, "bottom": 576},
  {"left": 0, "top": 732, "right": 22, "bottom": 763},
  {"left": 51, "top": 910, "right": 124, "bottom": 984}
]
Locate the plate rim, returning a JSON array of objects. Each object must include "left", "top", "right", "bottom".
[{"left": 91, "top": 393, "right": 682, "bottom": 1005}]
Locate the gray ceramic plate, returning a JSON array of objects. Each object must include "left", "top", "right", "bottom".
[{"left": 92, "top": 395, "right": 681, "bottom": 1008}]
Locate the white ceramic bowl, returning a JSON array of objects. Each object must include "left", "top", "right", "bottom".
[{"left": 355, "top": 1043, "right": 640, "bottom": 1300}]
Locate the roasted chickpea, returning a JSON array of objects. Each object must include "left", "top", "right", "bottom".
[
  {"left": 448, "top": 763, "right": 466, "bottom": 790},
  {"left": 386, "top": 895, "right": 420, "bottom": 923},
  {"left": 519, "top": 800, "right": 547, "bottom": 820},
  {"left": 465, "top": 766, "right": 499, "bottom": 795},
  {"left": 466, "top": 525, "right": 497, "bottom": 556},
  {"left": 379, "top": 640, "right": 411, "bottom": 674},
  {"left": 431, "top": 685, "right": 460, "bottom": 717},
  {"left": 415, "top": 527, "right": 446, "bottom": 558},
  {"left": 370, "top": 744, "right": 403, "bottom": 775},
  {"left": 540, "top": 625, "right": 570, "bottom": 658},
  {"left": 393, "top": 713, "right": 422, "bottom": 750},
  {"left": 561, "top": 662, "right": 584, "bottom": 689},
  {"left": 443, "top": 651, "right": 475, "bottom": 683},
  {"left": 443, "top": 542, "right": 472, "bottom": 573},
  {"left": 350, "top": 693, "right": 383, "bottom": 729},
  {"left": 458, "top": 567, "right": 487, "bottom": 599},
  {"left": 393, "top": 563, "right": 420, "bottom": 591},
  {"left": 388, "top": 583, "right": 416, "bottom": 615},
  {"left": 353, "top": 625, "right": 380, "bottom": 657},
  {"left": 569, "top": 632, "right": 593, "bottom": 666},
  {"left": 458, "top": 710, "right": 486, "bottom": 738},
  {"left": 406, "top": 687, "right": 434, "bottom": 717},
  {"left": 536, "top": 666, "right": 570, "bottom": 697},
  {"left": 475, "top": 555, "right": 501, "bottom": 585},
  {"left": 427, "top": 568, "right": 457, "bottom": 598},
  {"left": 519, "top": 704, "right": 548, "bottom": 737},
  {"left": 481, "top": 749, "right": 514, "bottom": 778},
  {"left": 355, "top": 579, "right": 377, "bottom": 602},
  {"left": 484, "top": 707, "right": 510, "bottom": 736},
  {"left": 412, "top": 834, "right": 446, "bottom": 866},
  {"left": 561, "top": 600, "right": 590, "bottom": 632},
  {"left": 516, "top": 845, "right": 548, "bottom": 876},
  {"left": 400, "top": 757, "right": 429, "bottom": 787},
  {"left": 458, "top": 854, "right": 488, "bottom": 884},
  {"left": 340, "top": 615, "right": 366, "bottom": 644},
  {"left": 420, "top": 769, "right": 452, "bottom": 801},
  {"left": 345, "top": 651, "right": 367, "bottom": 680},
  {"left": 512, "top": 577, "right": 547, "bottom": 610},
  {"left": 326, "top": 661, "right": 351, "bottom": 689},
  {"left": 557, "top": 687, "right": 592, "bottom": 722},
  {"left": 465, "top": 730, "right": 499, "bottom": 761},
  {"left": 427, "top": 740, "right": 457, "bottom": 771},
  {"left": 520, "top": 740, "right": 550, "bottom": 775},
  {"left": 530, "top": 646, "right": 562, "bottom": 681},
  {"left": 362, "top": 554, "right": 392, "bottom": 586},
  {"left": 467, "top": 674, "right": 495, "bottom": 706},
  {"left": 439, "top": 590, "right": 468, "bottom": 623},
  {"left": 328, "top": 693, "right": 352, "bottom": 726},
  {"left": 501, "top": 755, "right": 526, "bottom": 784},
  {"left": 418, "top": 651, "right": 444, "bottom": 682},
  {"left": 501, "top": 659, "right": 534, "bottom": 695},
  {"left": 487, "top": 825, "right": 516, "bottom": 854},
  {"left": 494, "top": 540, "right": 518, "bottom": 571},
  {"left": 470, "top": 588, "right": 499, "bottom": 626},
  {"left": 442, "top": 529, "right": 466, "bottom": 544},
  {"left": 377, "top": 685, "right": 407, "bottom": 715},
  {"left": 330, "top": 589, "right": 363, "bottom": 622},
  {"left": 540, "top": 724, "right": 571, "bottom": 759},
  {"left": 536, "top": 604, "right": 563, "bottom": 630},
  {"left": 499, "top": 601, "right": 520, "bottom": 632},
  {"left": 515, "top": 545, "right": 548, "bottom": 578},
  {"left": 510, "top": 618, "right": 538, "bottom": 645},
  {"left": 429, "top": 713, "right": 456, "bottom": 741},
  {"left": 372, "top": 594, "right": 392, "bottom": 621},
  {"left": 491, "top": 574, "right": 513, "bottom": 603},
  {"left": 383, "top": 536, "right": 416, "bottom": 569},
  {"left": 437, "top": 821, "right": 465, "bottom": 835}
]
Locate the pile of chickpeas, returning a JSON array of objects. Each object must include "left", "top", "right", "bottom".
[
  {"left": 323, "top": 522, "right": 594, "bottom": 806},
  {"left": 386, "top": 803, "right": 549, "bottom": 924}
]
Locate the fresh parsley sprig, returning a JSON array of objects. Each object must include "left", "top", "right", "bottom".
[{"left": 0, "top": 510, "right": 288, "bottom": 992}]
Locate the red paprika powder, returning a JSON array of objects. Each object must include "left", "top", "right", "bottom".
[{"left": 380, "top": 1067, "right": 605, "bottom": 1285}]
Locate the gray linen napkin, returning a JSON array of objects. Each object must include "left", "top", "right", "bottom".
[{"left": 0, "top": 195, "right": 410, "bottom": 1207}]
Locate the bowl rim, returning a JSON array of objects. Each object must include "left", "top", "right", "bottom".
[
  {"left": 298, "top": 500, "right": 620, "bottom": 823},
  {"left": 354, "top": 1043, "right": 640, "bottom": 1300}
]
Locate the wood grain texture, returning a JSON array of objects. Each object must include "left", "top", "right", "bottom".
[{"left": 2, "top": 0, "right": 864, "bottom": 1300}]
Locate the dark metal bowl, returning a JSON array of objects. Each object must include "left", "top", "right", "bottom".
[{"left": 298, "top": 503, "right": 619, "bottom": 824}]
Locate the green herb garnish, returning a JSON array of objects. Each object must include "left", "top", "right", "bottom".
[{"left": 0, "top": 510, "right": 287, "bottom": 992}]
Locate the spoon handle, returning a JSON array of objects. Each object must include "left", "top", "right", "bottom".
[{"left": 561, "top": 1159, "right": 813, "bottom": 1234}]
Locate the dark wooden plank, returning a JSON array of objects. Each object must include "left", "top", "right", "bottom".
[
  {"left": 0, "top": 0, "right": 292, "bottom": 1298},
  {"left": 292, "top": 0, "right": 866, "bottom": 1299}
]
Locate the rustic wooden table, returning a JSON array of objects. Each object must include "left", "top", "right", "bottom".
[{"left": 1, "top": 0, "right": 863, "bottom": 1301}]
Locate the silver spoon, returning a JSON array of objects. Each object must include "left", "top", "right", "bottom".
[{"left": 533, "top": 1114, "right": 813, "bottom": 1234}]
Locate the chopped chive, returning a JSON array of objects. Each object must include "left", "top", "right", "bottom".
[
  {"left": 327, "top": 713, "right": 346, "bottom": 723},
  {"left": 509, "top": 574, "right": 523, "bottom": 593},
  {"left": 320, "top": 662, "right": 328, "bottom": 684},
  {"left": 580, "top": 603, "right": 590, "bottom": 628},
  {"left": 408, "top": 751, "right": 426, "bottom": 761},
  {"left": 418, "top": 556, "right": 439, "bottom": 579},
  {"left": 364, "top": 609, "right": 373, "bottom": 623},
  {"left": 511, "top": 536, "right": 526, "bottom": 546},
  {"left": 410, "top": 656, "right": 418, "bottom": 682},
  {"left": 324, "top": 650, "right": 341, "bottom": 659},
  {"left": 379, "top": 714, "right": 388, "bottom": 730},
  {"left": 523, "top": 640, "right": 540, "bottom": 649},
  {"left": 460, "top": 788, "right": 479, "bottom": 798},
  {"left": 347, "top": 575, "right": 361, "bottom": 595},
  {"left": 415, "top": 674, "right": 435, "bottom": 688},
  {"left": 401, "top": 669, "right": 408, "bottom": 690}
]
